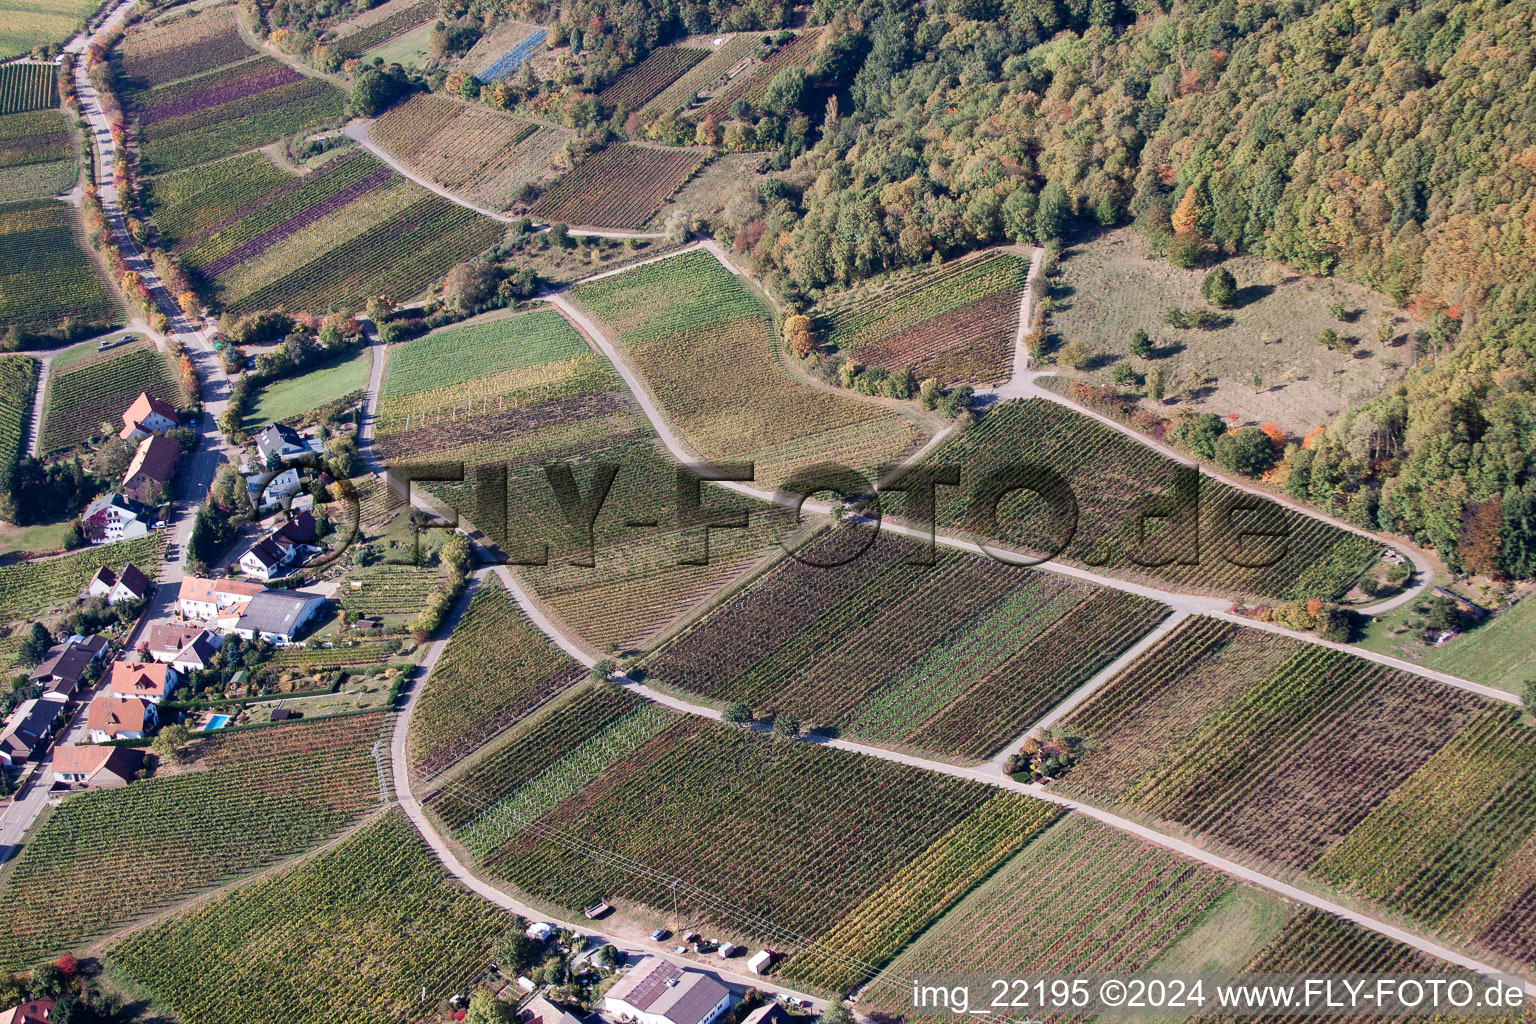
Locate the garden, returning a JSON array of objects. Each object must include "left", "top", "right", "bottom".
[
  {"left": 40, "top": 339, "right": 184, "bottom": 454},
  {"left": 569, "top": 249, "right": 927, "bottom": 488},
  {"left": 816, "top": 250, "right": 1030, "bottom": 386},
  {"left": 108, "top": 810, "right": 513, "bottom": 1024},
  {"left": 0, "top": 713, "right": 387, "bottom": 969},
  {"left": 408, "top": 579, "right": 581, "bottom": 778},
  {"left": 0, "top": 199, "right": 119, "bottom": 340},
  {"left": 644, "top": 526, "right": 1166, "bottom": 761},
  {"left": 529, "top": 143, "right": 706, "bottom": 230}
]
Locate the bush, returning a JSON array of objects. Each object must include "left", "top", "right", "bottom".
[
  {"left": 1167, "top": 412, "right": 1226, "bottom": 460},
  {"left": 1057, "top": 338, "right": 1091, "bottom": 369},
  {"left": 1129, "top": 328, "right": 1153, "bottom": 359},
  {"left": 722, "top": 701, "right": 753, "bottom": 725},
  {"left": 1201, "top": 266, "right": 1237, "bottom": 307},
  {"left": 1214, "top": 426, "right": 1278, "bottom": 477}
]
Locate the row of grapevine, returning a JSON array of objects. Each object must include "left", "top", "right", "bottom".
[
  {"left": 0, "top": 199, "right": 120, "bottom": 339},
  {"left": 118, "top": 7, "right": 254, "bottom": 87},
  {"left": 381, "top": 309, "right": 590, "bottom": 398},
  {"left": 0, "top": 63, "right": 56, "bottom": 113},
  {"left": 329, "top": 0, "right": 435, "bottom": 57},
  {"left": 0, "top": 532, "right": 162, "bottom": 617},
  {"left": 529, "top": 143, "right": 705, "bottom": 230},
  {"left": 598, "top": 46, "right": 710, "bottom": 109},
  {"left": 0, "top": 714, "right": 388, "bottom": 968}
]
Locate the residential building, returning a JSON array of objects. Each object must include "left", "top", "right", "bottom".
[
  {"left": 0, "top": 699, "right": 62, "bottom": 765},
  {"left": 178, "top": 577, "right": 264, "bottom": 622},
  {"left": 239, "top": 536, "right": 295, "bottom": 580},
  {"left": 275, "top": 510, "right": 318, "bottom": 546},
  {"left": 81, "top": 492, "right": 150, "bottom": 545},
  {"left": 122, "top": 434, "right": 179, "bottom": 504},
  {"left": 147, "top": 622, "right": 206, "bottom": 662},
  {"left": 232, "top": 590, "right": 326, "bottom": 644},
  {"left": 739, "top": 1005, "right": 791, "bottom": 1024},
  {"left": 84, "top": 562, "right": 152, "bottom": 605},
  {"left": 51, "top": 745, "right": 143, "bottom": 789},
  {"left": 254, "top": 422, "right": 312, "bottom": 464},
  {"left": 86, "top": 695, "right": 156, "bottom": 742},
  {"left": 519, "top": 994, "right": 587, "bottom": 1024},
  {"left": 604, "top": 958, "right": 732, "bottom": 1024},
  {"left": 0, "top": 997, "right": 56, "bottom": 1024},
  {"left": 252, "top": 467, "right": 303, "bottom": 511},
  {"left": 170, "top": 631, "right": 221, "bottom": 674},
  {"left": 119, "top": 390, "right": 178, "bottom": 442},
  {"left": 28, "top": 637, "right": 106, "bottom": 702},
  {"left": 105, "top": 660, "right": 178, "bottom": 703}
]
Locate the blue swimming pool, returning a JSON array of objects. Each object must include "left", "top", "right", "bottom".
[{"left": 205, "top": 714, "right": 231, "bottom": 730}]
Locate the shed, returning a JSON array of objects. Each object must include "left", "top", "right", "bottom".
[{"left": 746, "top": 950, "right": 775, "bottom": 975}]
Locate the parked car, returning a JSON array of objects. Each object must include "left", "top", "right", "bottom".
[{"left": 651, "top": 929, "right": 670, "bottom": 941}]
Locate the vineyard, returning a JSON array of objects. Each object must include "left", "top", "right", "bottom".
[
  {"left": 911, "top": 399, "right": 1379, "bottom": 601},
  {"left": 340, "top": 563, "right": 448, "bottom": 617},
  {"left": 529, "top": 143, "right": 706, "bottom": 230},
  {"left": 382, "top": 309, "right": 590, "bottom": 400},
  {"left": 0, "top": 533, "right": 162, "bottom": 616},
  {"left": 477, "top": 714, "right": 1004, "bottom": 942},
  {"left": 855, "top": 816, "right": 1232, "bottom": 1009},
  {"left": 0, "top": 355, "right": 37, "bottom": 467},
  {"left": 569, "top": 249, "right": 926, "bottom": 488},
  {"left": 644, "top": 526, "right": 1166, "bottom": 760},
  {"left": 137, "top": 57, "right": 344, "bottom": 174},
  {"left": 223, "top": 192, "right": 501, "bottom": 314},
  {"left": 0, "top": 199, "right": 119, "bottom": 339},
  {"left": 109, "top": 810, "right": 513, "bottom": 1024},
  {"left": 144, "top": 150, "right": 292, "bottom": 249},
  {"left": 408, "top": 579, "right": 580, "bottom": 777},
  {"left": 816, "top": 250, "right": 1030, "bottom": 386},
  {"left": 1055, "top": 615, "right": 1536, "bottom": 971},
  {"left": 638, "top": 35, "right": 757, "bottom": 120},
  {"left": 599, "top": 47, "right": 710, "bottom": 110},
  {"left": 41, "top": 339, "right": 184, "bottom": 453},
  {"left": 0, "top": 714, "right": 387, "bottom": 969},
  {"left": 696, "top": 29, "right": 822, "bottom": 122},
  {"left": 118, "top": 8, "right": 258, "bottom": 89},
  {"left": 330, "top": 0, "right": 434, "bottom": 57},
  {"left": 0, "top": 63, "right": 56, "bottom": 113},
  {"left": 480, "top": 27, "right": 548, "bottom": 80},
  {"left": 268, "top": 638, "right": 400, "bottom": 670},
  {"left": 370, "top": 93, "right": 567, "bottom": 210},
  {"left": 0, "top": 108, "right": 75, "bottom": 201}
]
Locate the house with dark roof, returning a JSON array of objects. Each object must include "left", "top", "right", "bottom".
[
  {"left": 604, "top": 958, "right": 732, "bottom": 1024},
  {"left": 29, "top": 638, "right": 106, "bottom": 702},
  {"left": 170, "top": 631, "right": 221, "bottom": 674},
  {"left": 81, "top": 492, "right": 150, "bottom": 545},
  {"left": 119, "top": 391, "right": 178, "bottom": 442},
  {"left": 0, "top": 699, "right": 63, "bottom": 765},
  {"left": 254, "top": 423, "right": 312, "bottom": 465},
  {"left": 86, "top": 695, "right": 156, "bottom": 742},
  {"left": 84, "top": 562, "right": 152, "bottom": 605},
  {"left": 238, "top": 536, "right": 295, "bottom": 581},
  {"left": 122, "top": 434, "right": 179, "bottom": 504},
  {"left": 51, "top": 745, "right": 143, "bottom": 789},
  {"left": 233, "top": 590, "right": 326, "bottom": 644}
]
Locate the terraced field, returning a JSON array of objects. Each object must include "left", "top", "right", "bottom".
[
  {"left": 911, "top": 398, "right": 1378, "bottom": 601},
  {"left": 369, "top": 92, "right": 568, "bottom": 210},
  {"left": 644, "top": 525, "right": 1166, "bottom": 760},
  {"left": 817, "top": 250, "right": 1030, "bottom": 386},
  {"left": 1055, "top": 614, "right": 1536, "bottom": 971},
  {"left": 569, "top": 249, "right": 927, "bottom": 488},
  {"left": 40, "top": 338, "right": 184, "bottom": 453},
  {"left": 0, "top": 199, "right": 119, "bottom": 340},
  {"left": 408, "top": 580, "right": 580, "bottom": 776},
  {"left": 0, "top": 714, "right": 388, "bottom": 969},
  {"left": 529, "top": 143, "right": 706, "bottom": 230}
]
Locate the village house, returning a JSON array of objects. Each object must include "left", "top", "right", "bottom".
[
  {"left": 254, "top": 422, "right": 313, "bottom": 464},
  {"left": 0, "top": 997, "right": 56, "bottom": 1024},
  {"left": 81, "top": 492, "right": 150, "bottom": 544},
  {"left": 122, "top": 434, "right": 179, "bottom": 505},
  {"left": 28, "top": 635, "right": 108, "bottom": 702},
  {"left": 178, "top": 577, "right": 264, "bottom": 623},
  {"left": 51, "top": 744, "right": 143, "bottom": 789},
  {"left": 0, "top": 699, "right": 63, "bottom": 765},
  {"left": 86, "top": 694, "right": 156, "bottom": 742},
  {"left": 520, "top": 994, "right": 587, "bottom": 1024},
  {"left": 249, "top": 466, "right": 304, "bottom": 512},
  {"left": 105, "top": 660, "right": 178, "bottom": 703},
  {"left": 119, "top": 391, "right": 178, "bottom": 442},
  {"left": 604, "top": 958, "right": 732, "bottom": 1024},
  {"left": 239, "top": 535, "right": 296, "bottom": 581},
  {"left": 232, "top": 590, "right": 326, "bottom": 645},
  {"left": 170, "top": 631, "right": 221, "bottom": 674},
  {"left": 147, "top": 622, "right": 207, "bottom": 662},
  {"left": 84, "top": 562, "right": 152, "bottom": 606}
]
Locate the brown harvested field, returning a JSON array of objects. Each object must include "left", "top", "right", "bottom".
[
  {"left": 369, "top": 93, "right": 568, "bottom": 210},
  {"left": 1048, "top": 228, "right": 1413, "bottom": 433},
  {"left": 529, "top": 143, "right": 706, "bottom": 230}
]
